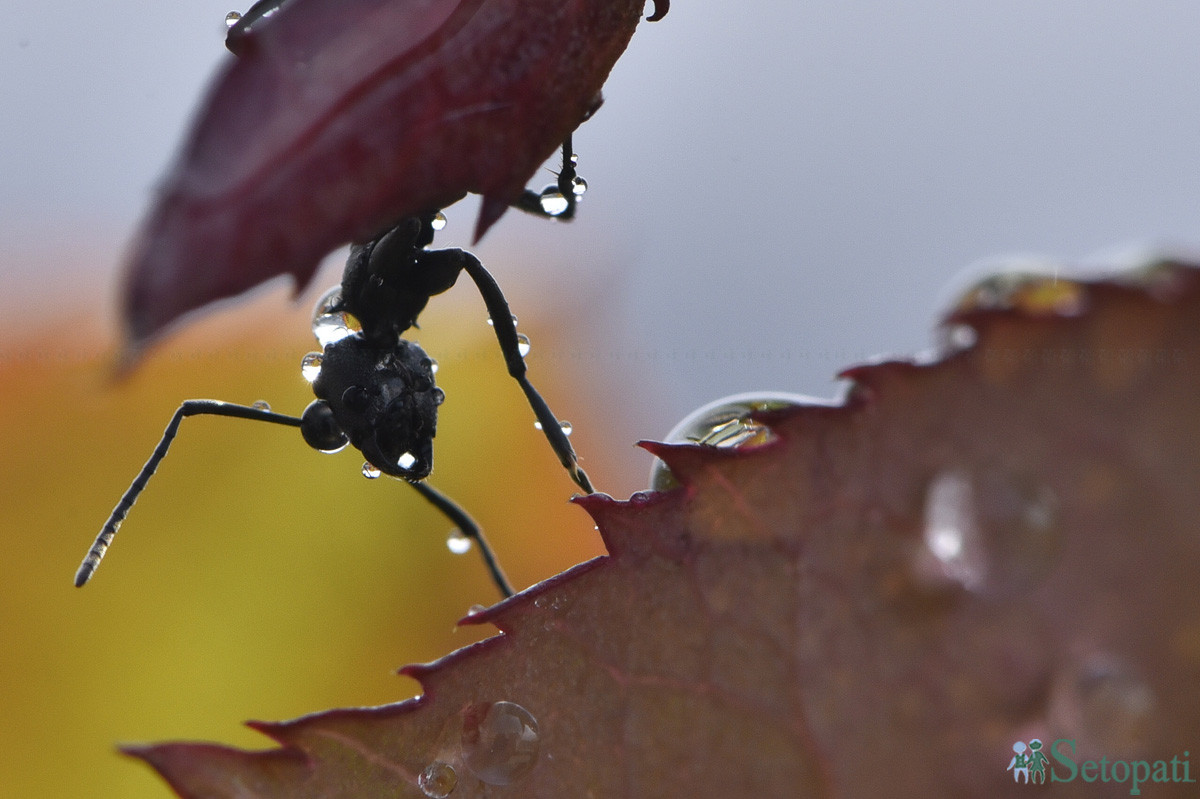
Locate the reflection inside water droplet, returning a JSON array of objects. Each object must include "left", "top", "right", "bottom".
[
  {"left": 917, "top": 470, "right": 986, "bottom": 592},
  {"left": 446, "top": 530, "right": 472, "bottom": 555},
  {"left": 361, "top": 462, "right": 381, "bottom": 479},
  {"left": 311, "top": 286, "right": 360, "bottom": 346},
  {"left": 418, "top": 761, "right": 458, "bottom": 798},
  {"left": 538, "top": 187, "right": 570, "bottom": 216},
  {"left": 300, "top": 352, "right": 323, "bottom": 382},
  {"left": 648, "top": 392, "right": 817, "bottom": 491},
  {"left": 461, "top": 701, "right": 540, "bottom": 785}
]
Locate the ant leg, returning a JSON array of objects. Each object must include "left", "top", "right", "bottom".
[
  {"left": 457, "top": 254, "right": 595, "bottom": 495},
  {"left": 75, "top": 400, "right": 302, "bottom": 587},
  {"left": 512, "top": 134, "right": 580, "bottom": 221},
  {"left": 408, "top": 481, "right": 514, "bottom": 598}
]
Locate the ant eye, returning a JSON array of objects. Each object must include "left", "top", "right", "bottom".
[{"left": 300, "top": 400, "right": 349, "bottom": 453}]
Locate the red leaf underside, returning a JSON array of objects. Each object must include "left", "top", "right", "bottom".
[{"left": 125, "top": 0, "right": 657, "bottom": 347}]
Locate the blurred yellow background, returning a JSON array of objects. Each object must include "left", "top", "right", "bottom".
[{"left": 0, "top": 287, "right": 627, "bottom": 798}]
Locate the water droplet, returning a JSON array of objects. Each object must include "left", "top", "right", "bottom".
[
  {"left": 571, "top": 176, "right": 588, "bottom": 197},
  {"left": 537, "top": 187, "right": 570, "bottom": 216},
  {"left": 939, "top": 323, "right": 978, "bottom": 354},
  {"left": 516, "top": 333, "right": 531, "bottom": 358},
  {"left": 430, "top": 211, "right": 447, "bottom": 231},
  {"left": 301, "top": 352, "right": 323, "bottom": 382},
  {"left": 975, "top": 471, "right": 1061, "bottom": 592},
  {"left": 446, "top": 530, "right": 472, "bottom": 555},
  {"left": 533, "top": 420, "right": 572, "bottom": 435},
  {"left": 224, "top": 10, "right": 242, "bottom": 27},
  {"left": 311, "top": 286, "right": 360, "bottom": 346},
  {"left": 252, "top": 400, "right": 271, "bottom": 411},
  {"left": 648, "top": 392, "right": 818, "bottom": 490},
  {"left": 461, "top": 701, "right": 540, "bottom": 785},
  {"left": 466, "top": 603, "right": 487, "bottom": 617},
  {"left": 916, "top": 470, "right": 986, "bottom": 592},
  {"left": 362, "top": 462, "right": 381, "bottom": 479},
  {"left": 1052, "top": 656, "right": 1156, "bottom": 757},
  {"left": 418, "top": 761, "right": 457, "bottom": 798},
  {"left": 397, "top": 451, "right": 417, "bottom": 470},
  {"left": 432, "top": 387, "right": 446, "bottom": 406},
  {"left": 949, "top": 268, "right": 1088, "bottom": 318}
]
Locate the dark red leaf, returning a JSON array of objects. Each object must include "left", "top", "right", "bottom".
[
  {"left": 123, "top": 0, "right": 666, "bottom": 348},
  {"left": 124, "top": 263, "right": 1200, "bottom": 796}
]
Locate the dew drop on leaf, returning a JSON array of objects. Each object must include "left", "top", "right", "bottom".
[
  {"left": 461, "top": 701, "right": 540, "bottom": 786},
  {"left": 446, "top": 530, "right": 472, "bottom": 555},
  {"left": 1053, "top": 656, "right": 1156, "bottom": 757},
  {"left": 648, "top": 392, "right": 817, "bottom": 490},
  {"left": 300, "top": 352, "right": 323, "bottom": 382},
  {"left": 417, "top": 761, "right": 457, "bottom": 798}
]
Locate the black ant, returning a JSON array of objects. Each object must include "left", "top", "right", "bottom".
[{"left": 74, "top": 212, "right": 592, "bottom": 598}]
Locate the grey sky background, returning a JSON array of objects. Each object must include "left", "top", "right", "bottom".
[{"left": 4, "top": 0, "right": 1200, "bottom": 476}]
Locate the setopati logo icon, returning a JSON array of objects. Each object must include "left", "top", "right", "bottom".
[{"left": 1006, "top": 739, "right": 1196, "bottom": 794}]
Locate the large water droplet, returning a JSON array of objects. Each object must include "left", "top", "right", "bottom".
[
  {"left": 362, "top": 462, "right": 381, "bottom": 479},
  {"left": 418, "top": 761, "right": 457, "bottom": 798},
  {"left": 311, "top": 286, "right": 360, "bottom": 346},
  {"left": 301, "top": 352, "right": 323, "bottom": 382},
  {"left": 915, "top": 470, "right": 986, "bottom": 592},
  {"left": 975, "top": 470, "right": 1061, "bottom": 592},
  {"left": 648, "top": 392, "right": 818, "bottom": 490},
  {"left": 516, "top": 333, "right": 531, "bottom": 358},
  {"left": 537, "top": 187, "right": 569, "bottom": 216},
  {"left": 461, "top": 701, "right": 540, "bottom": 785},
  {"left": 446, "top": 530, "right": 472, "bottom": 555}
]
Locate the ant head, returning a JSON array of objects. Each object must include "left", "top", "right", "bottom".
[{"left": 303, "top": 333, "right": 442, "bottom": 481}]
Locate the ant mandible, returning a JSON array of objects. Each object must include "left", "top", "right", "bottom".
[{"left": 74, "top": 211, "right": 592, "bottom": 599}]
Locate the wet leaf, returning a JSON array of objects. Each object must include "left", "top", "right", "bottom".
[
  {"left": 127, "top": 263, "right": 1200, "bottom": 796},
  {"left": 123, "top": 0, "right": 667, "bottom": 348}
]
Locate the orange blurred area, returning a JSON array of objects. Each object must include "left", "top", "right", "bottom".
[{"left": 0, "top": 290, "right": 625, "bottom": 798}]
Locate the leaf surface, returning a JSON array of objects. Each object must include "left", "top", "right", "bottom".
[
  {"left": 123, "top": 0, "right": 666, "bottom": 347},
  {"left": 128, "top": 264, "right": 1200, "bottom": 797}
]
